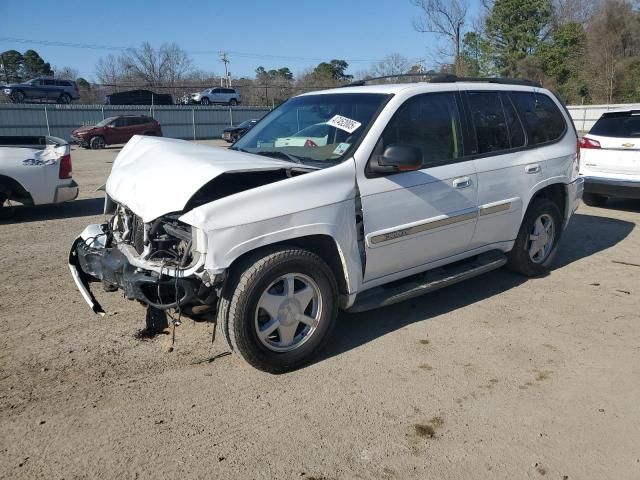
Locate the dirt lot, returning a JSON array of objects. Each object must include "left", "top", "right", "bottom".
[{"left": 1, "top": 141, "right": 639, "bottom": 479}]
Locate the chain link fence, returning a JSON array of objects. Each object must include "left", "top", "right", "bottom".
[{"left": 0, "top": 104, "right": 271, "bottom": 140}]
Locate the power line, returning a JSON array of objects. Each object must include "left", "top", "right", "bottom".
[{"left": 0, "top": 37, "right": 380, "bottom": 64}]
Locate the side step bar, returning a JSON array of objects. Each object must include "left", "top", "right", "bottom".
[{"left": 349, "top": 250, "right": 507, "bottom": 313}]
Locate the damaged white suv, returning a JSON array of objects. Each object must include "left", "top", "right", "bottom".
[{"left": 69, "top": 76, "right": 583, "bottom": 372}]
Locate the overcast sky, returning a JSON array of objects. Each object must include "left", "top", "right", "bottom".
[{"left": 0, "top": 0, "right": 484, "bottom": 80}]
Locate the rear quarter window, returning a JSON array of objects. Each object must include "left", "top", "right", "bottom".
[
  {"left": 511, "top": 92, "right": 566, "bottom": 145},
  {"left": 590, "top": 114, "right": 640, "bottom": 138}
]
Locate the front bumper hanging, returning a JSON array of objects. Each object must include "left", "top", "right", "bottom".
[{"left": 68, "top": 227, "right": 200, "bottom": 315}]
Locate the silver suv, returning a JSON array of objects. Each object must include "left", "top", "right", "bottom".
[
  {"left": 191, "top": 87, "right": 241, "bottom": 106},
  {"left": 3, "top": 77, "right": 80, "bottom": 104}
]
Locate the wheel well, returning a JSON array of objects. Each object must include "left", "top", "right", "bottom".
[
  {"left": 228, "top": 235, "right": 349, "bottom": 296},
  {"left": 0, "top": 175, "right": 33, "bottom": 205},
  {"left": 529, "top": 183, "right": 566, "bottom": 219}
]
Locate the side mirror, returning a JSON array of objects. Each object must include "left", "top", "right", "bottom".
[{"left": 369, "top": 144, "right": 423, "bottom": 175}]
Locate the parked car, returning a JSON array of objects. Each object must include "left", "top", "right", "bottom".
[
  {"left": 104, "top": 89, "right": 173, "bottom": 106},
  {"left": 70, "top": 115, "right": 162, "bottom": 149},
  {"left": 274, "top": 122, "right": 331, "bottom": 147},
  {"left": 2, "top": 78, "right": 79, "bottom": 104},
  {"left": 222, "top": 119, "right": 258, "bottom": 142},
  {"left": 190, "top": 87, "right": 241, "bottom": 106},
  {"left": 1, "top": 136, "right": 78, "bottom": 215},
  {"left": 69, "top": 76, "right": 583, "bottom": 373},
  {"left": 579, "top": 107, "right": 640, "bottom": 206}
]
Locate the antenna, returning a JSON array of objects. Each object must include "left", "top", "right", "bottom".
[{"left": 219, "top": 51, "right": 230, "bottom": 87}]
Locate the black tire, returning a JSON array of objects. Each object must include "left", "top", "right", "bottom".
[
  {"left": 89, "top": 136, "right": 105, "bottom": 150},
  {"left": 201, "top": 97, "right": 210, "bottom": 105},
  {"left": 229, "top": 98, "right": 238, "bottom": 106},
  {"left": 582, "top": 192, "right": 608, "bottom": 207},
  {"left": 0, "top": 193, "right": 15, "bottom": 219},
  {"left": 13, "top": 91, "right": 25, "bottom": 103},
  {"left": 217, "top": 246, "right": 338, "bottom": 373},
  {"left": 507, "top": 198, "right": 563, "bottom": 277},
  {"left": 58, "top": 93, "right": 71, "bottom": 104}
]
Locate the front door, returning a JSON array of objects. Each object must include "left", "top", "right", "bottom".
[{"left": 358, "top": 92, "right": 479, "bottom": 284}]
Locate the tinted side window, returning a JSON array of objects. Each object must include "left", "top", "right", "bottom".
[
  {"left": 590, "top": 114, "right": 640, "bottom": 138},
  {"left": 511, "top": 92, "right": 566, "bottom": 145},
  {"left": 114, "top": 118, "right": 127, "bottom": 127},
  {"left": 468, "top": 92, "right": 510, "bottom": 154},
  {"left": 501, "top": 93, "right": 526, "bottom": 148},
  {"left": 379, "top": 93, "right": 462, "bottom": 168},
  {"left": 43, "top": 79, "right": 56, "bottom": 86}
]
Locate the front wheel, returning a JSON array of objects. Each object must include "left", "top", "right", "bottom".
[
  {"left": 12, "top": 91, "right": 25, "bottom": 103},
  {"left": 218, "top": 246, "right": 338, "bottom": 373},
  {"left": 200, "top": 97, "right": 210, "bottom": 105},
  {"left": 507, "top": 198, "right": 563, "bottom": 277},
  {"left": 89, "top": 136, "right": 105, "bottom": 150},
  {"left": 582, "top": 192, "right": 608, "bottom": 207},
  {"left": 58, "top": 93, "right": 71, "bottom": 104}
]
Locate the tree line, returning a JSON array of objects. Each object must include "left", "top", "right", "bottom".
[{"left": 1, "top": 0, "right": 638, "bottom": 106}]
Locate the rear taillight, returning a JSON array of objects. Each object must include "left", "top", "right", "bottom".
[
  {"left": 579, "top": 137, "right": 601, "bottom": 149},
  {"left": 59, "top": 153, "right": 72, "bottom": 179},
  {"left": 304, "top": 139, "right": 318, "bottom": 148}
]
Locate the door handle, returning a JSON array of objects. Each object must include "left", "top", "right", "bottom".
[
  {"left": 453, "top": 177, "right": 472, "bottom": 189},
  {"left": 525, "top": 164, "right": 541, "bottom": 174}
]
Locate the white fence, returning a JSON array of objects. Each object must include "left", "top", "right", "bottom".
[{"left": 567, "top": 103, "right": 640, "bottom": 133}]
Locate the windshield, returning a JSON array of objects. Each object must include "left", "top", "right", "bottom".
[
  {"left": 96, "top": 117, "right": 117, "bottom": 127},
  {"left": 232, "top": 93, "right": 389, "bottom": 165}
]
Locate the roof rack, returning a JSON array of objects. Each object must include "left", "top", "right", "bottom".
[{"left": 343, "top": 73, "right": 541, "bottom": 88}]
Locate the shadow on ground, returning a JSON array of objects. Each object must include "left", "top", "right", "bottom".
[
  {"left": 0, "top": 198, "right": 104, "bottom": 224},
  {"left": 318, "top": 212, "right": 635, "bottom": 365}
]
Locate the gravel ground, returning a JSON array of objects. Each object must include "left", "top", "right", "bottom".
[{"left": 1, "top": 141, "right": 639, "bottom": 480}]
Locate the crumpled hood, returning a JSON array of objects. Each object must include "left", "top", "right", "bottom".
[{"left": 106, "top": 135, "right": 298, "bottom": 222}]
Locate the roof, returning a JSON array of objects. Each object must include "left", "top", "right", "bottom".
[
  {"left": 601, "top": 106, "right": 640, "bottom": 115},
  {"left": 300, "top": 81, "right": 544, "bottom": 97}
]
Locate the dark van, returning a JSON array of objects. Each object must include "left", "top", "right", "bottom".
[{"left": 104, "top": 89, "right": 173, "bottom": 105}]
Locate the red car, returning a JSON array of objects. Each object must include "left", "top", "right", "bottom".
[{"left": 71, "top": 115, "right": 162, "bottom": 150}]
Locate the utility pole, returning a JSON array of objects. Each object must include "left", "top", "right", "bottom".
[{"left": 219, "top": 51, "right": 230, "bottom": 87}]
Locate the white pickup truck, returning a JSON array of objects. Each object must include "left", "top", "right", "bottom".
[
  {"left": 0, "top": 136, "right": 79, "bottom": 214},
  {"left": 69, "top": 76, "right": 583, "bottom": 373}
]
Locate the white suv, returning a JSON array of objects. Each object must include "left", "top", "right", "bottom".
[
  {"left": 579, "top": 107, "right": 640, "bottom": 206},
  {"left": 69, "top": 76, "right": 583, "bottom": 372},
  {"left": 191, "top": 87, "right": 241, "bottom": 106}
]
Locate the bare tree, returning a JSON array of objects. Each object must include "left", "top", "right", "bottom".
[
  {"left": 54, "top": 66, "right": 79, "bottom": 81},
  {"left": 412, "top": 0, "right": 469, "bottom": 74},
  {"left": 370, "top": 53, "right": 412, "bottom": 78},
  {"left": 119, "top": 42, "right": 193, "bottom": 87},
  {"left": 95, "top": 54, "right": 122, "bottom": 87}
]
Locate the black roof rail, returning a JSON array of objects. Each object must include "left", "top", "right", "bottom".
[
  {"left": 342, "top": 73, "right": 541, "bottom": 88},
  {"left": 429, "top": 74, "right": 542, "bottom": 87}
]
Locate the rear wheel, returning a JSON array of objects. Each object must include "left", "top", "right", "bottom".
[
  {"left": 229, "top": 98, "right": 238, "bottom": 106},
  {"left": 0, "top": 193, "right": 15, "bottom": 219},
  {"left": 217, "top": 246, "right": 338, "bottom": 373},
  {"left": 582, "top": 192, "right": 608, "bottom": 207},
  {"left": 89, "top": 136, "right": 105, "bottom": 150},
  {"left": 507, "top": 198, "right": 562, "bottom": 277}
]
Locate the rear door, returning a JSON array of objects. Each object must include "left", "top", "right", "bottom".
[
  {"left": 469, "top": 90, "right": 569, "bottom": 247},
  {"left": 581, "top": 112, "right": 640, "bottom": 178},
  {"left": 42, "top": 79, "right": 59, "bottom": 100}
]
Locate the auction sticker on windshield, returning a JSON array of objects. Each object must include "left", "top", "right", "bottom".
[{"left": 327, "top": 115, "right": 362, "bottom": 134}]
